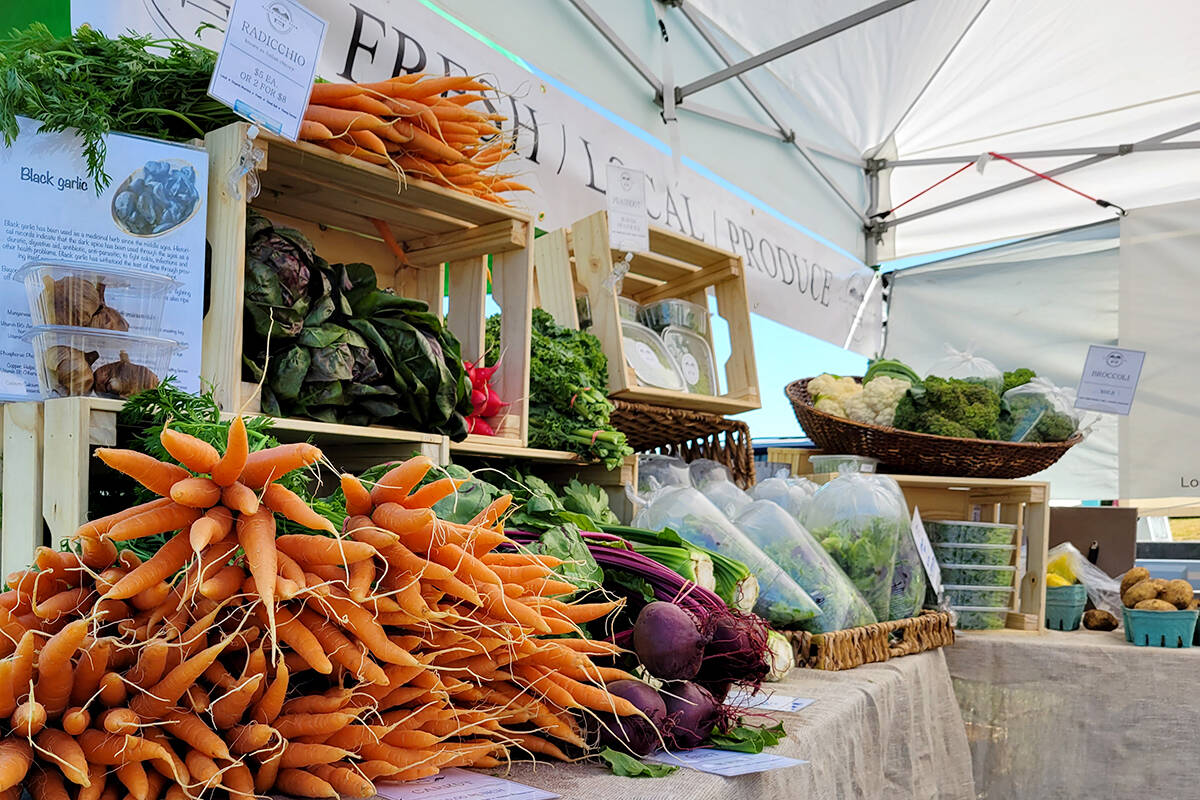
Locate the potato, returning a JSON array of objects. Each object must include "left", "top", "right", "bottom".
[
  {"left": 1161, "top": 579, "right": 1194, "bottom": 609},
  {"left": 1189, "top": 598, "right": 1199, "bottom": 611},
  {"left": 1120, "top": 567, "right": 1150, "bottom": 596},
  {"left": 1082, "top": 609, "right": 1119, "bottom": 631},
  {"left": 1123, "top": 579, "right": 1160, "bottom": 608},
  {"left": 1134, "top": 598, "right": 1176, "bottom": 611}
]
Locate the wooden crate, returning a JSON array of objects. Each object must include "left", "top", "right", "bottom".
[
  {"left": 811, "top": 471, "right": 1051, "bottom": 631},
  {"left": 204, "top": 122, "right": 534, "bottom": 450},
  {"left": 534, "top": 210, "right": 760, "bottom": 415}
]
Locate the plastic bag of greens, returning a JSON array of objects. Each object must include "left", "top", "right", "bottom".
[
  {"left": 735, "top": 500, "right": 876, "bottom": 633},
  {"left": 634, "top": 486, "right": 820, "bottom": 626},
  {"left": 886, "top": 480, "right": 926, "bottom": 620},
  {"left": 750, "top": 476, "right": 818, "bottom": 522},
  {"left": 1000, "top": 378, "right": 1082, "bottom": 443},
  {"left": 692, "top": 463, "right": 753, "bottom": 519},
  {"left": 927, "top": 342, "right": 1003, "bottom": 394},
  {"left": 637, "top": 454, "right": 690, "bottom": 495},
  {"left": 804, "top": 468, "right": 908, "bottom": 621}
]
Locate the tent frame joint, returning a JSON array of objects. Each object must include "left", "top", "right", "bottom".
[{"left": 865, "top": 158, "right": 887, "bottom": 176}]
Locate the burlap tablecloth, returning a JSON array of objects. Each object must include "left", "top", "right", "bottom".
[
  {"left": 946, "top": 628, "right": 1200, "bottom": 799},
  {"left": 503, "top": 648, "right": 975, "bottom": 800}
]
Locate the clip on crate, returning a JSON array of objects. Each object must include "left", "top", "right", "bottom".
[
  {"left": 533, "top": 210, "right": 760, "bottom": 416},
  {"left": 202, "top": 123, "right": 535, "bottom": 452}
]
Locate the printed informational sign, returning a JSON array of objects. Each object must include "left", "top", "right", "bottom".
[
  {"left": 909, "top": 508, "right": 943, "bottom": 597},
  {"left": 605, "top": 163, "right": 649, "bottom": 253},
  {"left": 0, "top": 117, "right": 206, "bottom": 399},
  {"left": 373, "top": 768, "right": 559, "bottom": 800},
  {"left": 726, "top": 688, "right": 816, "bottom": 713},
  {"left": 645, "top": 748, "right": 807, "bottom": 777},
  {"left": 209, "top": 0, "right": 327, "bottom": 140},
  {"left": 1075, "top": 344, "right": 1145, "bottom": 415}
]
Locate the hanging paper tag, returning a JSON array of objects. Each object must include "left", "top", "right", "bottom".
[
  {"left": 606, "top": 164, "right": 649, "bottom": 253},
  {"left": 1075, "top": 344, "right": 1146, "bottom": 415},
  {"left": 910, "top": 508, "right": 943, "bottom": 596},
  {"left": 208, "top": 0, "right": 327, "bottom": 141}
]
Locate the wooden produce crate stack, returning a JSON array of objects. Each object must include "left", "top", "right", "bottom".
[
  {"left": 204, "top": 122, "right": 534, "bottom": 452},
  {"left": 535, "top": 210, "right": 760, "bottom": 415}
]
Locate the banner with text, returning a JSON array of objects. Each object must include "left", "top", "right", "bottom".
[{"left": 75, "top": 0, "right": 880, "bottom": 354}]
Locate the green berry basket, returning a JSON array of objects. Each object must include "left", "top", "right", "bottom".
[
  {"left": 1044, "top": 584, "right": 1086, "bottom": 631},
  {"left": 1122, "top": 606, "right": 1199, "bottom": 648}
]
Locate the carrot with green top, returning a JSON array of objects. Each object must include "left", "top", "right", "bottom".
[
  {"left": 94, "top": 449, "right": 190, "bottom": 496},
  {"left": 159, "top": 426, "right": 219, "bottom": 473},
  {"left": 211, "top": 416, "right": 248, "bottom": 487}
]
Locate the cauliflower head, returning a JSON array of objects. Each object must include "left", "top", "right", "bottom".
[
  {"left": 809, "top": 374, "right": 862, "bottom": 419},
  {"left": 843, "top": 376, "right": 911, "bottom": 426}
]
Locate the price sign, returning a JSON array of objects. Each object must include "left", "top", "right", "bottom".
[
  {"left": 605, "top": 164, "right": 649, "bottom": 253},
  {"left": 1075, "top": 344, "right": 1146, "bottom": 415},
  {"left": 373, "top": 768, "right": 558, "bottom": 800},
  {"left": 726, "top": 688, "right": 816, "bottom": 713},
  {"left": 208, "top": 0, "right": 327, "bottom": 140},
  {"left": 645, "top": 748, "right": 806, "bottom": 777},
  {"left": 910, "top": 508, "right": 943, "bottom": 596}
]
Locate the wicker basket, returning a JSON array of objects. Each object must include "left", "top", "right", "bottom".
[
  {"left": 784, "top": 611, "right": 956, "bottom": 671},
  {"left": 610, "top": 400, "right": 755, "bottom": 489},
  {"left": 785, "top": 377, "right": 1082, "bottom": 479}
]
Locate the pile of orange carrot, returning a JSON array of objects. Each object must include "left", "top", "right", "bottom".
[
  {"left": 300, "top": 73, "right": 530, "bottom": 204},
  {"left": 0, "top": 420, "right": 636, "bottom": 798}
]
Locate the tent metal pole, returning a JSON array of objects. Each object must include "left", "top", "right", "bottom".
[
  {"left": 566, "top": 0, "right": 662, "bottom": 95},
  {"left": 883, "top": 140, "right": 1200, "bottom": 168},
  {"left": 676, "top": 0, "right": 919, "bottom": 101},
  {"left": 865, "top": 168, "right": 880, "bottom": 266},
  {"left": 673, "top": 5, "right": 867, "bottom": 223},
  {"left": 670, "top": 99, "right": 862, "bottom": 166},
  {"left": 880, "top": 121, "right": 1200, "bottom": 230}
]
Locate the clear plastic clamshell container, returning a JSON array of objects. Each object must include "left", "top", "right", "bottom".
[
  {"left": 943, "top": 584, "right": 1015, "bottom": 608},
  {"left": 934, "top": 542, "right": 1016, "bottom": 567},
  {"left": 618, "top": 296, "right": 640, "bottom": 322},
  {"left": 951, "top": 605, "right": 1008, "bottom": 630},
  {"left": 925, "top": 520, "right": 1017, "bottom": 545},
  {"left": 661, "top": 325, "right": 717, "bottom": 395},
  {"left": 808, "top": 454, "right": 880, "bottom": 474},
  {"left": 639, "top": 297, "right": 709, "bottom": 335},
  {"left": 14, "top": 261, "right": 180, "bottom": 337},
  {"left": 940, "top": 563, "right": 1017, "bottom": 588},
  {"left": 620, "top": 321, "right": 685, "bottom": 391},
  {"left": 25, "top": 325, "right": 180, "bottom": 399}
]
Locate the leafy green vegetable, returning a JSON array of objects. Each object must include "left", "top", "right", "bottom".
[
  {"left": 599, "top": 748, "right": 678, "bottom": 778},
  {"left": 242, "top": 211, "right": 473, "bottom": 437},
  {"left": 893, "top": 375, "right": 1002, "bottom": 439},
  {"left": 562, "top": 479, "right": 620, "bottom": 527},
  {"left": 485, "top": 309, "right": 632, "bottom": 467},
  {"left": 709, "top": 722, "right": 787, "bottom": 754},
  {"left": 0, "top": 24, "right": 238, "bottom": 191},
  {"left": 1001, "top": 368, "right": 1036, "bottom": 395}
]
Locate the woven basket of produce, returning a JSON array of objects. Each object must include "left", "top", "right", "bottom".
[
  {"left": 786, "top": 377, "right": 1082, "bottom": 479},
  {"left": 784, "top": 610, "right": 956, "bottom": 671},
  {"left": 610, "top": 399, "right": 755, "bottom": 489}
]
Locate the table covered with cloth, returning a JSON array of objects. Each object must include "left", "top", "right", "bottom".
[
  {"left": 505, "top": 648, "right": 974, "bottom": 800},
  {"left": 946, "top": 628, "right": 1200, "bottom": 799}
]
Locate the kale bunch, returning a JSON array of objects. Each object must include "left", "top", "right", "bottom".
[
  {"left": 485, "top": 309, "right": 632, "bottom": 467},
  {"left": 892, "top": 375, "right": 1002, "bottom": 439},
  {"left": 999, "top": 393, "right": 1078, "bottom": 443}
]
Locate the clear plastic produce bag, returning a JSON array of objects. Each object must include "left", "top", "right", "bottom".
[
  {"left": 692, "top": 465, "right": 753, "bottom": 519},
  {"left": 750, "top": 476, "right": 818, "bottom": 522},
  {"left": 1001, "top": 378, "right": 1082, "bottom": 443},
  {"left": 637, "top": 454, "right": 691, "bottom": 495},
  {"left": 888, "top": 503, "right": 927, "bottom": 620},
  {"left": 927, "top": 342, "right": 1003, "bottom": 393},
  {"left": 634, "top": 486, "right": 821, "bottom": 626},
  {"left": 734, "top": 500, "right": 876, "bottom": 633},
  {"left": 1047, "top": 541, "right": 1122, "bottom": 617},
  {"left": 803, "top": 468, "right": 909, "bottom": 621}
]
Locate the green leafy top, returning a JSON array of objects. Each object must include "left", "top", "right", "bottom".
[
  {"left": 709, "top": 721, "right": 787, "bottom": 754},
  {"left": 598, "top": 748, "right": 678, "bottom": 778},
  {"left": 0, "top": 24, "right": 238, "bottom": 190},
  {"left": 562, "top": 479, "right": 621, "bottom": 527}
]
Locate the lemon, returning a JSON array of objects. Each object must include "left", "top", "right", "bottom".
[
  {"left": 1045, "top": 573, "right": 1072, "bottom": 587},
  {"left": 1047, "top": 554, "right": 1076, "bottom": 583}
]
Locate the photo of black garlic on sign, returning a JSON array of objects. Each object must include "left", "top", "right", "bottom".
[{"left": 112, "top": 158, "right": 201, "bottom": 237}]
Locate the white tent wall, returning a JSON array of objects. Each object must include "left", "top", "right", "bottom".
[
  {"left": 884, "top": 222, "right": 1120, "bottom": 499},
  {"left": 431, "top": 0, "right": 869, "bottom": 258}
]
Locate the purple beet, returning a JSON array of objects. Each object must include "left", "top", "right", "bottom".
[
  {"left": 632, "top": 601, "right": 711, "bottom": 681},
  {"left": 662, "top": 681, "right": 721, "bottom": 749}
]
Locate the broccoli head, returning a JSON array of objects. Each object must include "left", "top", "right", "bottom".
[
  {"left": 998, "top": 393, "right": 1078, "bottom": 442},
  {"left": 1002, "top": 368, "right": 1036, "bottom": 395},
  {"left": 892, "top": 377, "right": 1001, "bottom": 439}
]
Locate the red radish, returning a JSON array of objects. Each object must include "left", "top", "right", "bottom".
[
  {"left": 481, "top": 389, "right": 505, "bottom": 417},
  {"left": 471, "top": 389, "right": 487, "bottom": 410},
  {"left": 467, "top": 417, "right": 495, "bottom": 436}
]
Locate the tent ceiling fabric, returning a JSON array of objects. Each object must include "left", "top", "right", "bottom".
[{"left": 688, "top": 0, "right": 1200, "bottom": 258}]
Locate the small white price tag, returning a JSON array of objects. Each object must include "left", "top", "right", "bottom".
[
  {"left": 1075, "top": 344, "right": 1146, "bottom": 415},
  {"left": 208, "top": 0, "right": 327, "bottom": 141},
  {"left": 373, "top": 768, "right": 559, "bottom": 800},
  {"left": 910, "top": 508, "right": 942, "bottom": 596},
  {"left": 605, "top": 164, "right": 649, "bottom": 253},
  {"left": 645, "top": 748, "right": 807, "bottom": 777},
  {"left": 726, "top": 688, "right": 816, "bottom": 714}
]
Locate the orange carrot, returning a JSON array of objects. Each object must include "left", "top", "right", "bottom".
[
  {"left": 221, "top": 482, "right": 259, "bottom": 515},
  {"left": 270, "top": 606, "right": 333, "bottom": 675},
  {"left": 105, "top": 529, "right": 191, "bottom": 601},
  {"left": 402, "top": 478, "right": 465, "bottom": 510},
  {"left": 262, "top": 483, "right": 336, "bottom": 533},
  {"left": 469, "top": 495, "right": 513, "bottom": 527},
  {"left": 189, "top": 507, "right": 232, "bottom": 553},
  {"left": 278, "top": 743, "right": 354, "bottom": 769},
  {"left": 95, "top": 449, "right": 190, "bottom": 496},
  {"left": 159, "top": 427, "right": 220, "bottom": 473},
  {"left": 105, "top": 503, "right": 200, "bottom": 542},
  {"left": 276, "top": 535, "right": 376, "bottom": 565},
  {"left": 33, "top": 618, "right": 88, "bottom": 714},
  {"left": 131, "top": 635, "right": 234, "bottom": 718},
  {"left": 340, "top": 474, "right": 373, "bottom": 517},
  {"left": 168, "top": 476, "right": 221, "bottom": 508},
  {"left": 368, "top": 457, "right": 434, "bottom": 505},
  {"left": 303, "top": 104, "right": 390, "bottom": 133},
  {"left": 239, "top": 443, "right": 322, "bottom": 489},
  {"left": 74, "top": 498, "right": 173, "bottom": 541},
  {"left": 273, "top": 768, "right": 338, "bottom": 798},
  {"left": 11, "top": 700, "right": 45, "bottom": 737},
  {"left": 0, "top": 739, "right": 32, "bottom": 791},
  {"left": 211, "top": 417, "right": 248, "bottom": 487},
  {"left": 61, "top": 706, "right": 91, "bottom": 736},
  {"left": 299, "top": 119, "right": 336, "bottom": 141},
  {"left": 308, "top": 82, "right": 367, "bottom": 104},
  {"left": 159, "top": 709, "right": 231, "bottom": 761},
  {"left": 252, "top": 660, "right": 289, "bottom": 724}
]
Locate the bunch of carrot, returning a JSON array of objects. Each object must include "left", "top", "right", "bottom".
[
  {"left": 300, "top": 73, "right": 530, "bottom": 204},
  {"left": 0, "top": 420, "right": 638, "bottom": 798}
]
